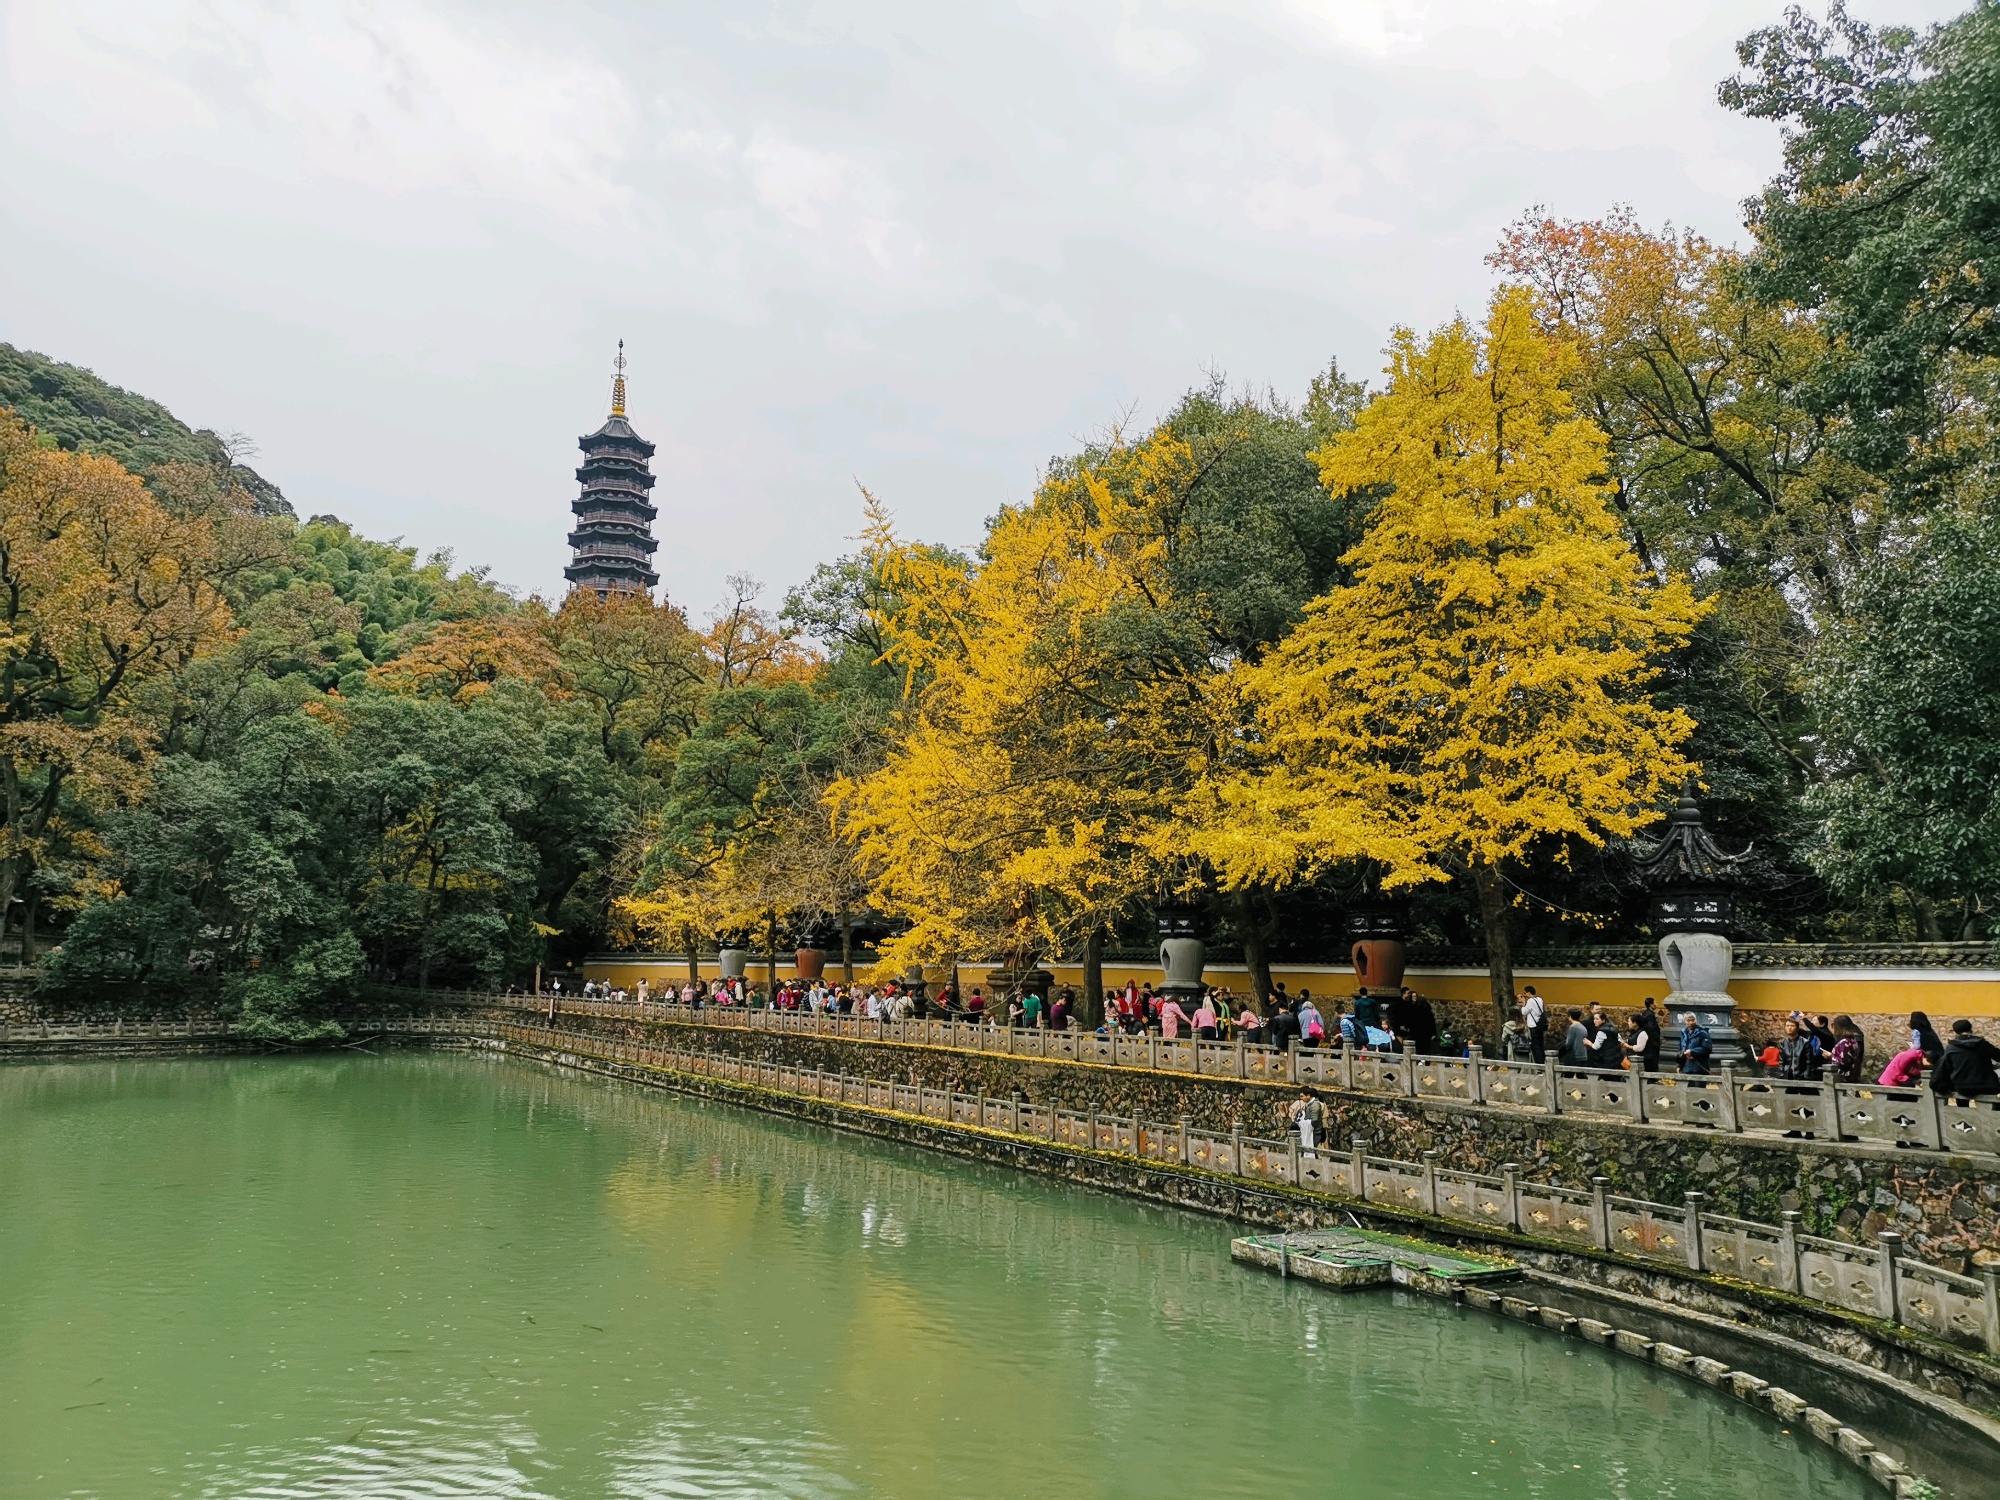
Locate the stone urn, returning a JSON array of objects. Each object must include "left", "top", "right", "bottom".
[
  {"left": 794, "top": 947, "right": 826, "bottom": 981},
  {"left": 1156, "top": 903, "right": 1207, "bottom": 999},
  {"left": 900, "top": 964, "right": 928, "bottom": 1001},
  {"left": 718, "top": 946, "right": 749, "bottom": 980},
  {"left": 1346, "top": 903, "right": 1408, "bottom": 997}
]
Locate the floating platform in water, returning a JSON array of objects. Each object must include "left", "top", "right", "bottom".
[{"left": 1232, "top": 1226, "right": 1520, "bottom": 1296}]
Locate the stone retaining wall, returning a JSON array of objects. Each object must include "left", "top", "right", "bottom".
[{"left": 573, "top": 1013, "right": 2000, "bottom": 1267}]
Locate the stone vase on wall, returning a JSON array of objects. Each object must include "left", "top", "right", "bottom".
[
  {"left": 1159, "top": 937, "right": 1207, "bottom": 999},
  {"left": 718, "top": 947, "right": 749, "bottom": 980},
  {"left": 794, "top": 948, "right": 826, "bottom": 982}
]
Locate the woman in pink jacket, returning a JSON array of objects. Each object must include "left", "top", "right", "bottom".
[{"left": 1879, "top": 1047, "right": 1926, "bottom": 1087}]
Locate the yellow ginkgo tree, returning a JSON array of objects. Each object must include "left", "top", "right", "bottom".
[{"left": 1187, "top": 288, "right": 1705, "bottom": 1033}]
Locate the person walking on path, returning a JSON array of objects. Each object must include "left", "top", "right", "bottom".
[
  {"left": 1583, "top": 1006, "right": 1621, "bottom": 1070},
  {"left": 1267, "top": 1001, "right": 1302, "bottom": 1054},
  {"left": 1827, "top": 1015, "right": 1866, "bottom": 1084},
  {"left": 1616, "top": 1004, "right": 1664, "bottom": 1072},
  {"left": 1159, "top": 995, "right": 1191, "bottom": 1040},
  {"left": 1288, "top": 1091, "right": 1326, "bottom": 1151},
  {"left": 1559, "top": 1009, "right": 1589, "bottom": 1065},
  {"left": 1520, "top": 987, "right": 1548, "bottom": 1064},
  {"left": 1931, "top": 1020, "right": 2000, "bottom": 1101},
  {"left": 1678, "top": 1013, "right": 1714, "bottom": 1075}
]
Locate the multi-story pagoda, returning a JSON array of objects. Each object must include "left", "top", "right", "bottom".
[{"left": 564, "top": 342, "right": 660, "bottom": 596}]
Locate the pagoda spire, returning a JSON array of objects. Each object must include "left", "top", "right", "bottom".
[{"left": 610, "top": 339, "right": 627, "bottom": 417}]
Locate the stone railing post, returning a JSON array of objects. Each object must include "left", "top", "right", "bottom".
[
  {"left": 1178, "top": 1115, "right": 1191, "bottom": 1165},
  {"left": 1234, "top": 1036, "right": 1247, "bottom": 1079},
  {"left": 1500, "top": 1162, "right": 1521, "bottom": 1232},
  {"left": 1287, "top": 1038, "right": 1300, "bottom": 1085},
  {"left": 1878, "top": 1231, "right": 1903, "bottom": 1324},
  {"left": 1400, "top": 1041, "right": 1417, "bottom": 1097},
  {"left": 1089, "top": 1103, "right": 1101, "bottom": 1150},
  {"left": 1981, "top": 1262, "right": 2000, "bottom": 1357},
  {"left": 1009, "top": 1096, "right": 1022, "bottom": 1133},
  {"left": 1921, "top": 1087, "right": 1946, "bottom": 1151},
  {"left": 1229, "top": 1120, "right": 1244, "bottom": 1176},
  {"left": 1147, "top": 1034, "right": 1160, "bottom": 1070},
  {"left": 1543, "top": 1056, "right": 1560, "bottom": 1115},
  {"left": 1718, "top": 1066, "right": 1741, "bottom": 1133},
  {"left": 1350, "top": 1137, "right": 1370, "bottom": 1198},
  {"left": 1339, "top": 1040, "right": 1355, "bottom": 1090},
  {"left": 1467, "top": 1045, "right": 1485, "bottom": 1104},
  {"left": 1682, "top": 1192, "right": 1706, "bottom": 1272},
  {"left": 1627, "top": 1069, "right": 1646, "bottom": 1123},
  {"left": 1422, "top": 1151, "right": 1441, "bottom": 1216},
  {"left": 1821, "top": 1076, "right": 1846, "bottom": 1142},
  {"left": 1590, "top": 1176, "right": 1611, "bottom": 1250},
  {"left": 1289, "top": 1133, "right": 1301, "bottom": 1185}
]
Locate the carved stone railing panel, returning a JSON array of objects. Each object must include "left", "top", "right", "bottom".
[{"left": 1517, "top": 1183, "right": 1598, "bottom": 1248}]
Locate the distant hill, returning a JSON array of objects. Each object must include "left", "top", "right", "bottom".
[{"left": 0, "top": 341, "right": 294, "bottom": 517}]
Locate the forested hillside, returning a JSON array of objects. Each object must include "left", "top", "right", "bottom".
[{"left": 0, "top": 342, "right": 293, "bottom": 516}]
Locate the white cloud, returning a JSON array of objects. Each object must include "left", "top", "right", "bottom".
[
  {"left": 1114, "top": 22, "right": 1201, "bottom": 74},
  {"left": 9, "top": 0, "right": 637, "bottom": 218},
  {"left": 0, "top": 0, "right": 1972, "bottom": 607}
]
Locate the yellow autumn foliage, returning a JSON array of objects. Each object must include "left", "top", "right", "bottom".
[{"left": 1188, "top": 288, "right": 1703, "bottom": 913}]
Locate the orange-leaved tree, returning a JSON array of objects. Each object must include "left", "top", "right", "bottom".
[{"left": 0, "top": 410, "right": 240, "bottom": 924}]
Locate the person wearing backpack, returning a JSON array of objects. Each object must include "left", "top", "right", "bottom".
[{"left": 1520, "top": 986, "right": 1548, "bottom": 1064}]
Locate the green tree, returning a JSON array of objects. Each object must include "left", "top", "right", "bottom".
[{"left": 1807, "top": 506, "right": 2000, "bottom": 935}]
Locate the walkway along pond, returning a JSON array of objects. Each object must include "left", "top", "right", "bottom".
[{"left": 388, "top": 994, "right": 2000, "bottom": 1156}]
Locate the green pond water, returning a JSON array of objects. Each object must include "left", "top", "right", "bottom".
[{"left": 1, "top": 1053, "right": 1877, "bottom": 1499}]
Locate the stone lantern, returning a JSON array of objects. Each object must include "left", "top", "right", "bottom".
[
  {"left": 1634, "top": 789, "right": 1750, "bottom": 1065},
  {"left": 1156, "top": 902, "right": 1208, "bottom": 1000}
]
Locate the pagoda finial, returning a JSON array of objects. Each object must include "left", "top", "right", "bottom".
[{"left": 610, "top": 339, "right": 627, "bottom": 417}]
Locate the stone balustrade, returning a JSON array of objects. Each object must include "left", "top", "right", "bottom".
[{"left": 460, "top": 995, "right": 2000, "bottom": 1158}]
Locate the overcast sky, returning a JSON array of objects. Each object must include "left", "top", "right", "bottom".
[{"left": 0, "top": 0, "right": 1966, "bottom": 615}]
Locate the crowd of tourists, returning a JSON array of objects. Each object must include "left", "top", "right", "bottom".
[
  {"left": 1503, "top": 987, "right": 2000, "bottom": 1100},
  {"left": 563, "top": 970, "right": 2000, "bottom": 1108}
]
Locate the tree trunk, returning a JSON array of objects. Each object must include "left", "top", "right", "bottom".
[
  {"left": 765, "top": 910, "right": 779, "bottom": 1000},
  {"left": 1232, "top": 890, "right": 1273, "bottom": 1006},
  {"left": 20, "top": 892, "right": 35, "bottom": 968},
  {"left": 1470, "top": 861, "right": 1515, "bottom": 1042},
  {"left": 686, "top": 939, "right": 698, "bottom": 987},
  {"left": 839, "top": 904, "right": 854, "bottom": 985},
  {"left": 1082, "top": 925, "right": 1106, "bottom": 1027}
]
